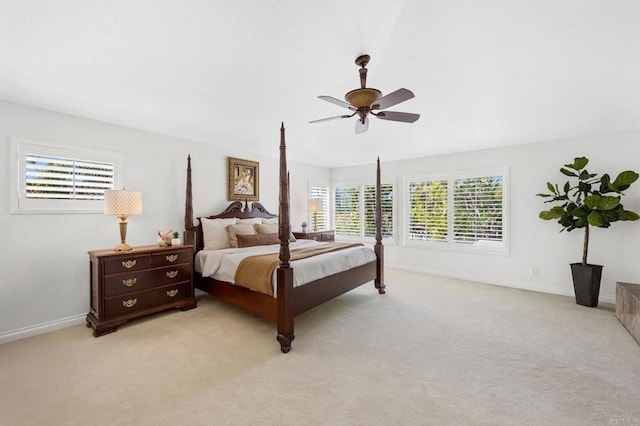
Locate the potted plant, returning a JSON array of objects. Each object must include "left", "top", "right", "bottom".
[
  {"left": 171, "top": 231, "right": 181, "bottom": 246},
  {"left": 537, "top": 156, "right": 639, "bottom": 307}
]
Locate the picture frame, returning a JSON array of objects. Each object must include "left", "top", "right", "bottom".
[{"left": 228, "top": 157, "right": 259, "bottom": 201}]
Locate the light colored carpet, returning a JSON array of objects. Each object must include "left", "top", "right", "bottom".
[{"left": 1, "top": 269, "right": 639, "bottom": 426}]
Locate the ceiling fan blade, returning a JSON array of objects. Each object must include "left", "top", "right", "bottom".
[
  {"left": 318, "top": 96, "right": 355, "bottom": 110},
  {"left": 375, "top": 111, "right": 420, "bottom": 123},
  {"left": 355, "top": 117, "right": 369, "bottom": 134},
  {"left": 309, "top": 114, "right": 352, "bottom": 123},
  {"left": 373, "top": 88, "right": 415, "bottom": 110}
]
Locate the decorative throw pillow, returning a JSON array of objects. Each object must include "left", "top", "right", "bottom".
[
  {"left": 255, "top": 223, "right": 278, "bottom": 234},
  {"left": 262, "top": 217, "right": 278, "bottom": 224},
  {"left": 227, "top": 223, "right": 257, "bottom": 248},
  {"left": 254, "top": 222, "right": 297, "bottom": 242},
  {"left": 237, "top": 233, "right": 280, "bottom": 248},
  {"left": 201, "top": 217, "right": 237, "bottom": 250}
]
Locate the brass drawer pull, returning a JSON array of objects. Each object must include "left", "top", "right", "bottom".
[
  {"left": 167, "top": 289, "right": 179, "bottom": 297},
  {"left": 122, "top": 278, "right": 137, "bottom": 287},
  {"left": 122, "top": 260, "right": 137, "bottom": 269},
  {"left": 122, "top": 298, "right": 137, "bottom": 308},
  {"left": 166, "top": 254, "right": 179, "bottom": 262},
  {"left": 166, "top": 270, "right": 178, "bottom": 278}
]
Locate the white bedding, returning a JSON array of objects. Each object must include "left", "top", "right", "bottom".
[{"left": 195, "top": 240, "right": 376, "bottom": 293}]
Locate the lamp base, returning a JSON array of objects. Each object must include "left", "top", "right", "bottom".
[
  {"left": 113, "top": 216, "right": 132, "bottom": 251},
  {"left": 113, "top": 242, "right": 133, "bottom": 252}
]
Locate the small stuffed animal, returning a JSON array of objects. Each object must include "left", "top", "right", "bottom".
[{"left": 157, "top": 230, "right": 174, "bottom": 246}]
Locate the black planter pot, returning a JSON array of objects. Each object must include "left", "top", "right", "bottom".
[{"left": 570, "top": 263, "right": 603, "bottom": 307}]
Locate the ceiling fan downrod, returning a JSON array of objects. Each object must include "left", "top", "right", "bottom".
[{"left": 356, "top": 54, "right": 370, "bottom": 89}]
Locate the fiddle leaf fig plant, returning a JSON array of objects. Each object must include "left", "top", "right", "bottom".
[{"left": 537, "top": 156, "right": 639, "bottom": 265}]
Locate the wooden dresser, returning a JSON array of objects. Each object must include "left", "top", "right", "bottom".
[
  {"left": 86, "top": 244, "right": 197, "bottom": 336},
  {"left": 292, "top": 230, "right": 335, "bottom": 241}
]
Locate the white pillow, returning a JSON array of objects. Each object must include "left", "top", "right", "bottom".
[
  {"left": 201, "top": 218, "right": 237, "bottom": 250},
  {"left": 262, "top": 217, "right": 278, "bottom": 224},
  {"left": 227, "top": 223, "right": 257, "bottom": 248}
]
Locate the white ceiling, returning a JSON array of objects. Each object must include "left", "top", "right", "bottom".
[{"left": 1, "top": 0, "right": 639, "bottom": 167}]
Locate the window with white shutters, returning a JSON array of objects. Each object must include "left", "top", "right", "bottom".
[
  {"left": 334, "top": 181, "right": 395, "bottom": 240},
  {"left": 334, "top": 185, "right": 360, "bottom": 236},
  {"left": 405, "top": 169, "right": 508, "bottom": 253},
  {"left": 364, "top": 183, "right": 393, "bottom": 238},
  {"left": 453, "top": 176, "right": 503, "bottom": 244},
  {"left": 25, "top": 154, "right": 114, "bottom": 200},
  {"left": 407, "top": 180, "right": 448, "bottom": 242},
  {"left": 10, "top": 139, "right": 123, "bottom": 213}
]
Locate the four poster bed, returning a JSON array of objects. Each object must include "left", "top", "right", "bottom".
[{"left": 184, "top": 124, "right": 385, "bottom": 352}]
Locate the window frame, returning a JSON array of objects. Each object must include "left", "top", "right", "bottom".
[
  {"left": 332, "top": 178, "right": 397, "bottom": 244},
  {"left": 404, "top": 168, "right": 509, "bottom": 255},
  {"left": 9, "top": 138, "right": 123, "bottom": 214}
]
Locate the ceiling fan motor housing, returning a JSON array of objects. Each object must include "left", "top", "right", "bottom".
[{"left": 345, "top": 88, "right": 381, "bottom": 108}]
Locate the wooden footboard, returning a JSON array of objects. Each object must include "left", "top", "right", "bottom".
[
  {"left": 194, "top": 260, "right": 376, "bottom": 320},
  {"left": 194, "top": 259, "right": 377, "bottom": 352}
]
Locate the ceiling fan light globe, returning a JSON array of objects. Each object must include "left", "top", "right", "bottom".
[{"left": 345, "top": 88, "right": 382, "bottom": 108}]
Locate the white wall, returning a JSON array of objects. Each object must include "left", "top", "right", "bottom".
[
  {"left": 331, "top": 131, "right": 640, "bottom": 303},
  {"left": 0, "top": 100, "right": 328, "bottom": 342}
]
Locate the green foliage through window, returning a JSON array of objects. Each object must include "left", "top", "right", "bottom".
[
  {"left": 408, "top": 180, "right": 448, "bottom": 241},
  {"left": 407, "top": 172, "right": 505, "bottom": 248},
  {"left": 335, "top": 183, "right": 395, "bottom": 239},
  {"left": 364, "top": 183, "right": 393, "bottom": 238},
  {"left": 334, "top": 185, "right": 361, "bottom": 235}
]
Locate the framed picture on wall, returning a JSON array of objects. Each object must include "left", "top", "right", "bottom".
[{"left": 228, "top": 157, "right": 259, "bottom": 201}]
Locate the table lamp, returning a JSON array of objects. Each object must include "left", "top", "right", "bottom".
[
  {"left": 104, "top": 189, "right": 142, "bottom": 251},
  {"left": 308, "top": 199, "right": 322, "bottom": 232}
]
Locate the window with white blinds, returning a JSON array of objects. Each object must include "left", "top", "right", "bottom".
[
  {"left": 364, "top": 183, "right": 394, "bottom": 238},
  {"left": 309, "top": 185, "right": 330, "bottom": 231},
  {"left": 406, "top": 169, "right": 507, "bottom": 253},
  {"left": 334, "top": 185, "right": 360, "bottom": 236},
  {"left": 25, "top": 154, "right": 114, "bottom": 200},
  {"left": 334, "top": 181, "right": 395, "bottom": 240},
  {"left": 453, "top": 176, "right": 503, "bottom": 244},
  {"left": 10, "top": 139, "right": 123, "bottom": 213},
  {"left": 407, "top": 180, "right": 448, "bottom": 242}
]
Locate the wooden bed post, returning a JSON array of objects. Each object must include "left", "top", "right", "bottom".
[
  {"left": 375, "top": 157, "right": 386, "bottom": 294},
  {"left": 184, "top": 154, "right": 196, "bottom": 246},
  {"left": 276, "top": 123, "right": 295, "bottom": 353}
]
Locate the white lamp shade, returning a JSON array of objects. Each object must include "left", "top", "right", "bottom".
[
  {"left": 308, "top": 199, "right": 322, "bottom": 213},
  {"left": 104, "top": 190, "right": 142, "bottom": 215}
]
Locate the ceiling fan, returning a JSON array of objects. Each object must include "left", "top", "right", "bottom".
[{"left": 310, "top": 54, "right": 420, "bottom": 134}]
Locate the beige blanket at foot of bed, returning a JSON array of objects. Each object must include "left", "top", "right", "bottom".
[{"left": 234, "top": 242, "right": 364, "bottom": 296}]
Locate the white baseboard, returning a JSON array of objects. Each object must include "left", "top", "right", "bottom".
[
  {"left": 385, "top": 263, "right": 616, "bottom": 304},
  {"left": 0, "top": 314, "right": 86, "bottom": 345}
]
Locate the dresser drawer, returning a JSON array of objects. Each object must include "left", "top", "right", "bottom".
[
  {"left": 321, "top": 233, "right": 335, "bottom": 241},
  {"left": 152, "top": 250, "right": 191, "bottom": 267},
  {"left": 104, "top": 264, "right": 192, "bottom": 297},
  {"left": 104, "top": 282, "right": 191, "bottom": 318},
  {"left": 104, "top": 255, "right": 151, "bottom": 274}
]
